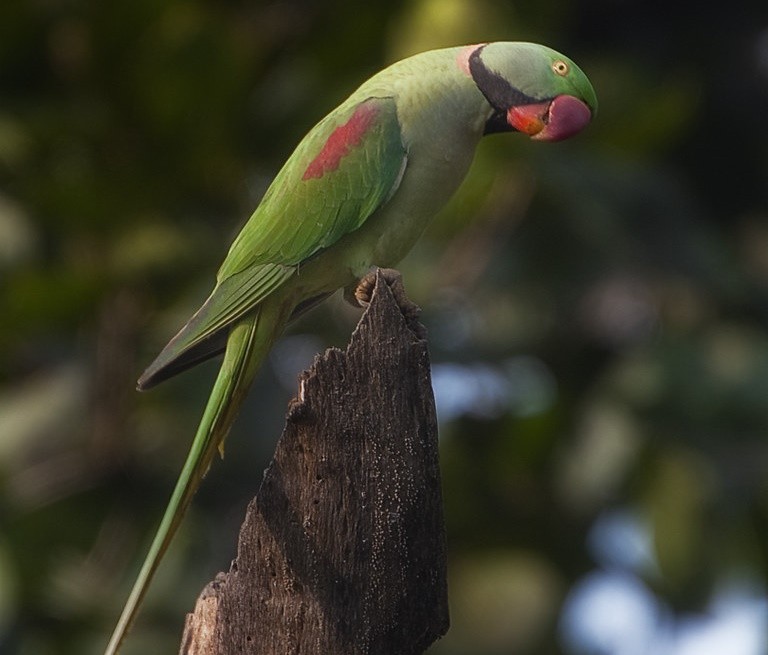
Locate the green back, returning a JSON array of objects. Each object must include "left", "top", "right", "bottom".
[
  {"left": 139, "top": 96, "right": 407, "bottom": 385},
  {"left": 219, "top": 96, "right": 406, "bottom": 280}
]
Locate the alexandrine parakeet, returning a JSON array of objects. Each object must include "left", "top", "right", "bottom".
[{"left": 105, "top": 41, "right": 597, "bottom": 654}]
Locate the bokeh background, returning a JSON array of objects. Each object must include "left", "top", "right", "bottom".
[{"left": 3, "top": 0, "right": 768, "bottom": 653}]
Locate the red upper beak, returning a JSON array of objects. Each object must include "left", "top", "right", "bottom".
[{"left": 506, "top": 95, "right": 592, "bottom": 142}]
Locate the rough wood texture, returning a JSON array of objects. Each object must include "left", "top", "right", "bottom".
[{"left": 180, "top": 271, "right": 448, "bottom": 655}]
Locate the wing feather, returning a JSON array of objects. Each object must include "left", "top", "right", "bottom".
[
  {"left": 218, "top": 96, "right": 405, "bottom": 279},
  {"left": 139, "top": 96, "right": 406, "bottom": 387}
]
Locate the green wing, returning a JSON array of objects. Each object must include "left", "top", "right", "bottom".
[
  {"left": 138, "top": 96, "right": 406, "bottom": 388},
  {"left": 219, "top": 96, "right": 406, "bottom": 277}
]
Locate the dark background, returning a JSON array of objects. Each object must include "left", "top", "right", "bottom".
[{"left": 2, "top": 0, "right": 768, "bottom": 653}]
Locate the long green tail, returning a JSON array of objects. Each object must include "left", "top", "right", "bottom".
[{"left": 104, "top": 305, "right": 281, "bottom": 655}]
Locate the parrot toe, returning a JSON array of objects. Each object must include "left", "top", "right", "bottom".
[{"left": 348, "top": 268, "right": 426, "bottom": 338}]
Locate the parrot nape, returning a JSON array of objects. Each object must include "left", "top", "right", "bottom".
[{"left": 104, "top": 41, "right": 597, "bottom": 654}]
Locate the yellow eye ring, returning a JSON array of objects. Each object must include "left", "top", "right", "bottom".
[{"left": 552, "top": 60, "right": 569, "bottom": 76}]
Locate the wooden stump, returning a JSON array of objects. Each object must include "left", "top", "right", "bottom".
[{"left": 180, "top": 271, "right": 449, "bottom": 655}]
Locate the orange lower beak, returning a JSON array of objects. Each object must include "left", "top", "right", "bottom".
[{"left": 507, "top": 95, "right": 592, "bottom": 142}]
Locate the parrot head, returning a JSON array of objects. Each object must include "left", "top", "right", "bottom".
[{"left": 467, "top": 42, "right": 597, "bottom": 141}]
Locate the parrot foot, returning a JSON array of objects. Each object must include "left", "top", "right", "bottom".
[{"left": 347, "top": 268, "right": 426, "bottom": 338}]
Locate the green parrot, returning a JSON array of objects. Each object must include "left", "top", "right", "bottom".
[{"left": 105, "top": 41, "right": 596, "bottom": 654}]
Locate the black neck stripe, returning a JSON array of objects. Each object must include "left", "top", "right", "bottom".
[{"left": 468, "top": 45, "right": 535, "bottom": 110}]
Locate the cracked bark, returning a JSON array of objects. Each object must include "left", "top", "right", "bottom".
[{"left": 179, "top": 271, "right": 448, "bottom": 655}]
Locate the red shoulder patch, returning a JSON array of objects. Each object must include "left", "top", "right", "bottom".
[{"left": 302, "top": 102, "right": 378, "bottom": 181}]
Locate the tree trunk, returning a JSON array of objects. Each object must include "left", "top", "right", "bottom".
[{"left": 180, "top": 271, "right": 449, "bottom": 655}]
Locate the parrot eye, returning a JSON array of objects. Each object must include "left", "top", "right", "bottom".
[{"left": 552, "top": 60, "right": 569, "bottom": 76}]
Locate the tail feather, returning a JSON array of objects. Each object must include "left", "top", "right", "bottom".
[
  {"left": 136, "top": 328, "right": 229, "bottom": 391},
  {"left": 105, "top": 304, "right": 283, "bottom": 655}
]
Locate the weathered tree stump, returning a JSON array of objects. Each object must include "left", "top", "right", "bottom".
[{"left": 180, "top": 271, "right": 449, "bottom": 655}]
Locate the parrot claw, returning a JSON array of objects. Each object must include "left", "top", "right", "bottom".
[{"left": 347, "top": 268, "right": 426, "bottom": 338}]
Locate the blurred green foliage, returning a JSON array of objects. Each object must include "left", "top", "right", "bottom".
[{"left": 1, "top": 0, "right": 768, "bottom": 653}]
